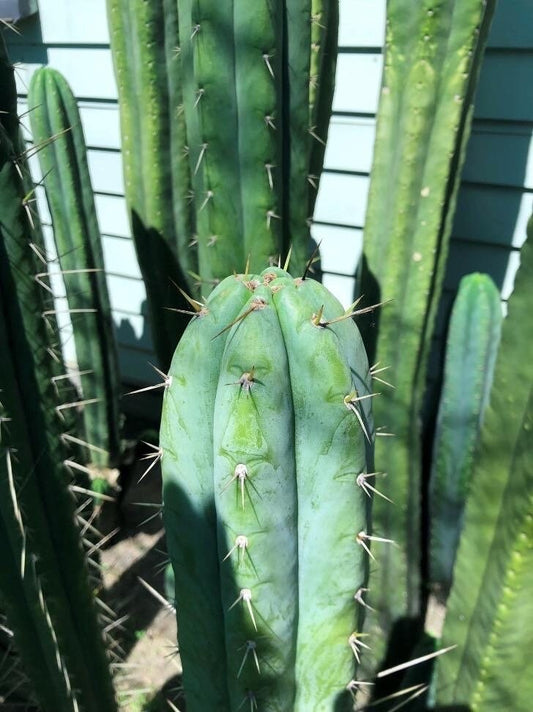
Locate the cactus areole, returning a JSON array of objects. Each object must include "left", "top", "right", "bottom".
[{"left": 160, "top": 268, "right": 375, "bottom": 711}]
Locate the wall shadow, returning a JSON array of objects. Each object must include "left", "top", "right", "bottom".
[{"left": 2, "top": 13, "right": 47, "bottom": 66}]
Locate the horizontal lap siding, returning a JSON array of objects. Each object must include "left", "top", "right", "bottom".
[{"left": 5, "top": 0, "right": 533, "bottom": 386}]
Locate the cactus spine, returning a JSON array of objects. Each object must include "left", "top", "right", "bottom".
[
  {"left": 434, "top": 227, "right": 533, "bottom": 711},
  {"left": 0, "top": 31, "right": 117, "bottom": 712},
  {"left": 106, "top": 0, "right": 338, "bottom": 366},
  {"left": 428, "top": 273, "right": 502, "bottom": 601},
  {"left": 359, "top": 0, "right": 497, "bottom": 662},
  {"left": 27, "top": 66, "right": 122, "bottom": 470},
  {"left": 161, "top": 268, "right": 374, "bottom": 711}
]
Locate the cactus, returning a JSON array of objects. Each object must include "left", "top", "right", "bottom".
[
  {"left": 428, "top": 273, "right": 502, "bottom": 602},
  {"left": 434, "top": 227, "right": 533, "bottom": 711},
  {"left": 106, "top": 0, "right": 338, "bottom": 367},
  {"left": 358, "top": 0, "right": 498, "bottom": 664},
  {"left": 0, "top": 31, "right": 117, "bottom": 712},
  {"left": 106, "top": 0, "right": 192, "bottom": 367},
  {"left": 27, "top": 66, "right": 122, "bottom": 471},
  {"left": 160, "top": 267, "right": 374, "bottom": 711}
]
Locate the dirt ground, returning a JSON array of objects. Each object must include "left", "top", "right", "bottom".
[{"left": 98, "top": 448, "right": 184, "bottom": 712}]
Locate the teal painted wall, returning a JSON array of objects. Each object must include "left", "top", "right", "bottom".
[{"left": 4, "top": 0, "right": 532, "bottom": 386}]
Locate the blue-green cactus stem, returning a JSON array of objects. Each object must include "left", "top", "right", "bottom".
[
  {"left": 428, "top": 273, "right": 502, "bottom": 601},
  {"left": 307, "top": 0, "right": 338, "bottom": 219},
  {"left": 161, "top": 267, "right": 374, "bottom": 711},
  {"left": 0, "top": 138, "right": 117, "bottom": 712},
  {"left": 178, "top": 1, "right": 283, "bottom": 283},
  {"left": 214, "top": 284, "right": 299, "bottom": 708},
  {"left": 272, "top": 275, "right": 373, "bottom": 710},
  {"left": 161, "top": 275, "right": 257, "bottom": 710},
  {"left": 285, "top": 0, "right": 313, "bottom": 270}
]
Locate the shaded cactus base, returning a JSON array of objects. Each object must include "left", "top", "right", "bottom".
[{"left": 161, "top": 268, "right": 375, "bottom": 711}]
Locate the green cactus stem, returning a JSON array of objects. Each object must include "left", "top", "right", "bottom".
[
  {"left": 307, "top": 0, "right": 338, "bottom": 218},
  {"left": 358, "top": 0, "right": 497, "bottom": 667},
  {"left": 106, "top": 0, "right": 194, "bottom": 368},
  {"left": 0, "top": 31, "right": 117, "bottom": 712},
  {"left": 434, "top": 227, "right": 533, "bottom": 711},
  {"left": 428, "top": 273, "right": 502, "bottom": 602},
  {"left": 177, "top": 1, "right": 337, "bottom": 282},
  {"left": 107, "top": 1, "right": 338, "bottom": 367},
  {"left": 27, "top": 66, "right": 122, "bottom": 470},
  {"left": 161, "top": 268, "right": 374, "bottom": 711}
]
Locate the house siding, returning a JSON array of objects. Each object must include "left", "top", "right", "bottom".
[{"left": 4, "top": 0, "right": 532, "bottom": 385}]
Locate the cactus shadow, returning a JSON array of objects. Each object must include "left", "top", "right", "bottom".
[
  {"left": 353, "top": 254, "right": 381, "bottom": 365},
  {"left": 1, "top": 14, "right": 48, "bottom": 67},
  {"left": 367, "top": 617, "right": 427, "bottom": 708},
  {"left": 101, "top": 532, "right": 169, "bottom": 658}
]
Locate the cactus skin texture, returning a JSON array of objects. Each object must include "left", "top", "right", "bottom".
[
  {"left": 428, "top": 273, "right": 502, "bottom": 602},
  {"left": 106, "top": 1, "right": 338, "bottom": 366},
  {"left": 27, "top": 67, "right": 122, "bottom": 470},
  {"left": 160, "top": 268, "right": 374, "bottom": 711},
  {"left": 106, "top": 0, "right": 194, "bottom": 368},
  {"left": 0, "top": 32, "right": 117, "bottom": 712},
  {"left": 358, "top": 0, "right": 497, "bottom": 666},
  {"left": 434, "top": 227, "right": 533, "bottom": 711}
]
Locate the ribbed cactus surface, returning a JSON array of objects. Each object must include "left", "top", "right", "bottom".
[
  {"left": 160, "top": 268, "right": 374, "bottom": 711},
  {"left": 435, "top": 228, "right": 533, "bottom": 711},
  {"left": 359, "top": 0, "right": 497, "bottom": 664},
  {"left": 106, "top": 0, "right": 338, "bottom": 368},
  {"left": 28, "top": 67, "right": 122, "bottom": 470},
  {"left": 429, "top": 273, "right": 502, "bottom": 601},
  {"left": 0, "top": 31, "right": 117, "bottom": 712}
]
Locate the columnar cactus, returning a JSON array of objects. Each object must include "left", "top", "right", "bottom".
[
  {"left": 106, "top": 0, "right": 338, "bottom": 367},
  {"left": 428, "top": 273, "right": 502, "bottom": 601},
  {"left": 28, "top": 67, "right": 122, "bottom": 470},
  {"left": 106, "top": 0, "right": 192, "bottom": 367},
  {"left": 358, "top": 0, "right": 497, "bottom": 666},
  {"left": 434, "top": 228, "right": 533, "bottom": 711},
  {"left": 0, "top": 31, "right": 117, "bottom": 712},
  {"left": 160, "top": 267, "right": 374, "bottom": 711}
]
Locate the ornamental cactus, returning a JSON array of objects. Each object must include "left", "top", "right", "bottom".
[
  {"left": 358, "top": 0, "right": 498, "bottom": 671},
  {"left": 160, "top": 267, "right": 375, "bottom": 711},
  {"left": 434, "top": 227, "right": 533, "bottom": 711},
  {"left": 428, "top": 273, "right": 502, "bottom": 602},
  {"left": 27, "top": 66, "right": 123, "bottom": 471},
  {"left": 106, "top": 0, "right": 338, "bottom": 368},
  {"left": 0, "top": 31, "right": 117, "bottom": 712}
]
